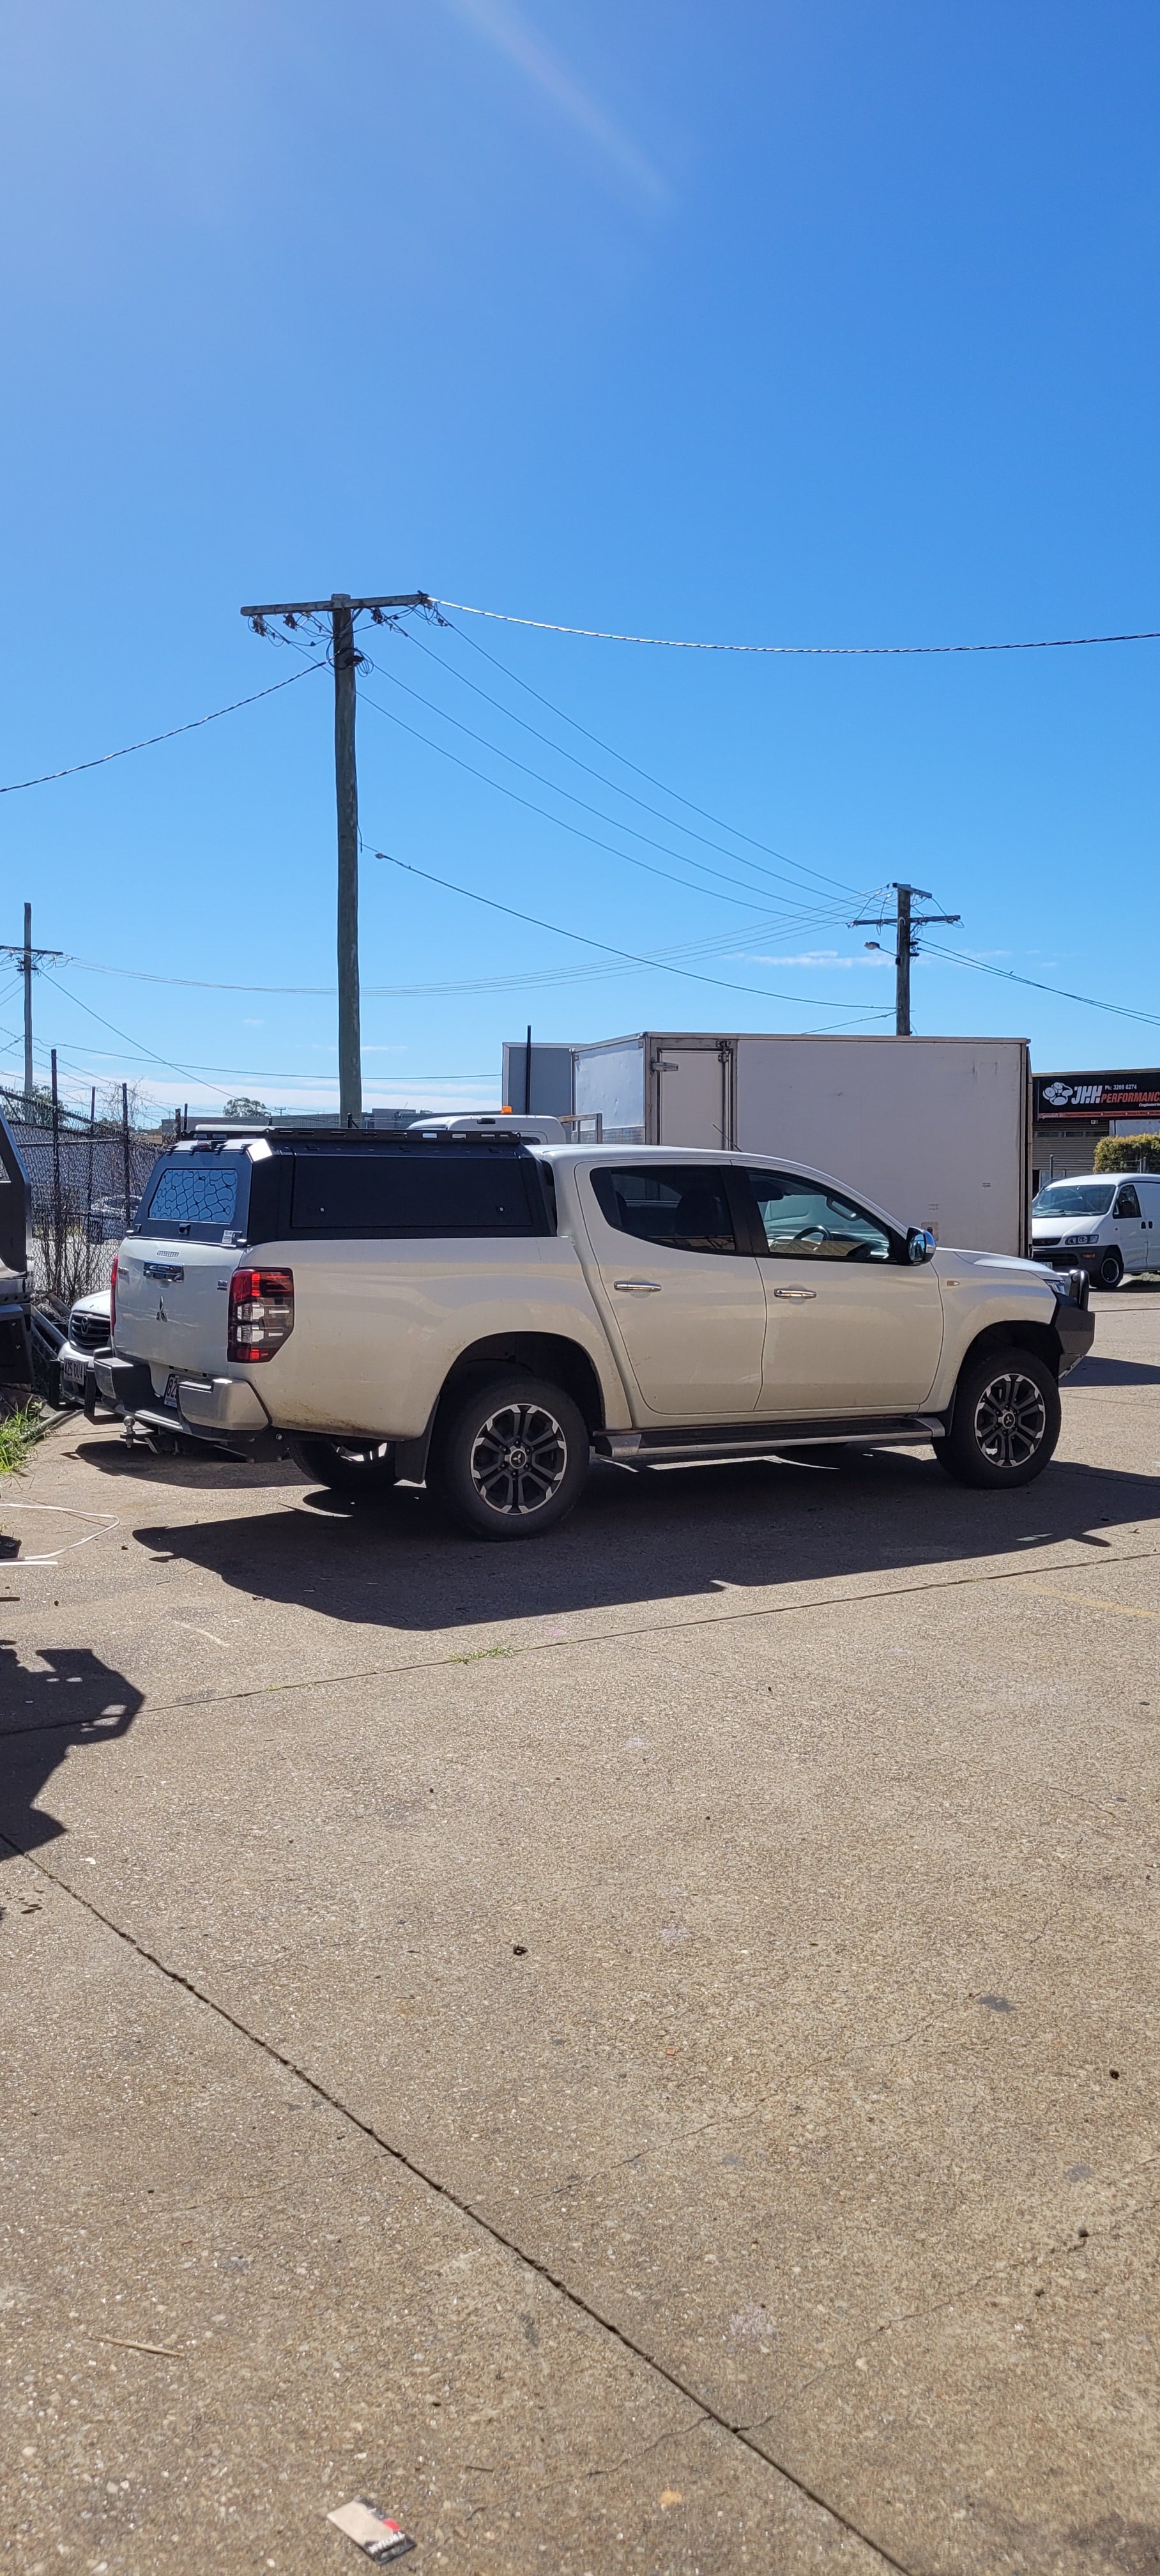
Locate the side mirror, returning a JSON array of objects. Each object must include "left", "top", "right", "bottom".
[{"left": 906, "top": 1227, "right": 936, "bottom": 1264}]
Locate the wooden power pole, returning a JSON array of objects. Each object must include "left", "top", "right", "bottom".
[
  {"left": 23, "top": 902, "right": 33, "bottom": 1104},
  {"left": 241, "top": 589, "right": 429, "bottom": 1124},
  {"left": 0, "top": 907, "right": 63, "bottom": 1108},
  {"left": 853, "top": 884, "right": 961, "bottom": 1035}
]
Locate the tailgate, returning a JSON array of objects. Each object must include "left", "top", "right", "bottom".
[{"left": 114, "top": 1239, "right": 233, "bottom": 1373}]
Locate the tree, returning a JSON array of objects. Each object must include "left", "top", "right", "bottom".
[{"left": 223, "top": 1095, "right": 270, "bottom": 1121}]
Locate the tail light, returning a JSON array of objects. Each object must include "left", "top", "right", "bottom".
[
  {"left": 227, "top": 1267, "right": 294, "bottom": 1363},
  {"left": 110, "top": 1253, "right": 118, "bottom": 1337}
]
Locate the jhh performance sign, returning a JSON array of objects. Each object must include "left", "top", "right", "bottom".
[{"left": 1034, "top": 1069, "right": 1160, "bottom": 1125}]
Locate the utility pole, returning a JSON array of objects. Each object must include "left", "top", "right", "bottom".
[
  {"left": 241, "top": 589, "right": 431, "bottom": 1125},
  {"left": 23, "top": 903, "right": 32, "bottom": 1104},
  {"left": 852, "top": 883, "right": 961, "bottom": 1035},
  {"left": 0, "top": 910, "right": 64, "bottom": 1110}
]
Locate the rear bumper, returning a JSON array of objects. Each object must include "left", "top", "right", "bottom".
[
  {"left": 179, "top": 1376, "right": 270, "bottom": 1432},
  {"left": 94, "top": 1355, "right": 271, "bottom": 1437},
  {"left": 94, "top": 1354, "right": 153, "bottom": 1411}
]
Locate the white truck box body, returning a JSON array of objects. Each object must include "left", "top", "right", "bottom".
[{"left": 572, "top": 1033, "right": 1031, "bottom": 1255}]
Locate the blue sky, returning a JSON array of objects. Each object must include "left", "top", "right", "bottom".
[{"left": 3, "top": 1, "right": 1157, "bottom": 1115}]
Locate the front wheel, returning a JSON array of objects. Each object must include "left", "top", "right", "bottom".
[
  {"left": 429, "top": 1374, "right": 590, "bottom": 1540},
  {"left": 1097, "top": 1246, "right": 1124, "bottom": 1289},
  {"left": 291, "top": 1436, "right": 397, "bottom": 1497},
  {"left": 935, "top": 1346, "right": 1060, "bottom": 1489}
]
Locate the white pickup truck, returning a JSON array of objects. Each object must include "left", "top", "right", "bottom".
[{"left": 96, "top": 1128, "right": 1094, "bottom": 1538}]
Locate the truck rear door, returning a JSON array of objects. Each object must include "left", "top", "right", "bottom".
[{"left": 112, "top": 1150, "right": 248, "bottom": 1378}]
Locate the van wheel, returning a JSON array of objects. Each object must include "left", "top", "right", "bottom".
[
  {"left": 291, "top": 1436, "right": 396, "bottom": 1496},
  {"left": 935, "top": 1346, "right": 1060, "bottom": 1489},
  {"left": 429, "top": 1374, "right": 589, "bottom": 1540},
  {"left": 1097, "top": 1246, "right": 1124, "bottom": 1289}
]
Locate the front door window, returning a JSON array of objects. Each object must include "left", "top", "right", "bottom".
[{"left": 739, "top": 1167, "right": 943, "bottom": 1413}]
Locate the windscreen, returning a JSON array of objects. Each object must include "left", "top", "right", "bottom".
[{"left": 1032, "top": 1181, "right": 1115, "bottom": 1218}]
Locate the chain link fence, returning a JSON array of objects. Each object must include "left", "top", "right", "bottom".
[{"left": 3, "top": 1090, "right": 160, "bottom": 1305}]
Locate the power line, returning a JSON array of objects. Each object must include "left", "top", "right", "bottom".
[
  {"left": 0, "top": 664, "right": 325, "bottom": 796},
  {"left": 44, "top": 1037, "right": 494, "bottom": 1089},
  {"left": 434, "top": 599, "right": 1160, "bottom": 657},
  {"left": 389, "top": 623, "right": 865, "bottom": 903},
  {"left": 39, "top": 971, "right": 248, "bottom": 1091},
  {"left": 282, "top": 607, "right": 864, "bottom": 908},
  {"left": 43, "top": 969, "right": 506, "bottom": 1085},
  {"left": 356, "top": 679, "right": 866, "bottom": 928},
  {"left": 266, "top": 612, "right": 869, "bottom": 919},
  {"left": 360, "top": 656, "right": 801, "bottom": 913},
  {"left": 374, "top": 850, "right": 893, "bottom": 1023},
  {"left": 416, "top": 617, "right": 867, "bottom": 899},
  {"left": 59, "top": 898, "right": 860, "bottom": 999},
  {"left": 922, "top": 944, "right": 1160, "bottom": 1033}
]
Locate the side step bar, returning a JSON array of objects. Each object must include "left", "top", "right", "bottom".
[{"left": 596, "top": 1416, "right": 945, "bottom": 1469}]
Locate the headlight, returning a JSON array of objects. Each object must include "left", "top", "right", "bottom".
[{"left": 1063, "top": 1234, "right": 1096, "bottom": 1245}]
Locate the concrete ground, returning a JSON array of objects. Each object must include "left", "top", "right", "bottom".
[{"left": 3, "top": 1286, "right": 1159, "bottom": 2576}]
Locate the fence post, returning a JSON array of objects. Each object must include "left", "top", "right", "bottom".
[
  {"left": 85, "top": 1084, "right": 96, "bottom": 1293},
  {"left": 121, "top": 1082, "right": 131, "bottom": 1232},
  {"left": 50, "top": 1048, "right": 62, "bottom": 1298}
]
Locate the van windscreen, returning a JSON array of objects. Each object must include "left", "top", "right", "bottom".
[{"left": 1032, "top": 1181, "right": 1115, "bottom": 1218}]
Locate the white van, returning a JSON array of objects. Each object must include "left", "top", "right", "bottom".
[
  {"left": 408, "top": 1111, "right": 568, "bottom": 1144},
  {"left": 1032, "top": 1171, "right": 1160, "bottom": 1289}
]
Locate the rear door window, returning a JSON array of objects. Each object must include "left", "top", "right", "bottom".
[
  {"left": 288, "top": 1151, "right": 545, "bottom": 1237},
  {"left": 589, "top": 1165, "right": 738, "bottom": 1254}
]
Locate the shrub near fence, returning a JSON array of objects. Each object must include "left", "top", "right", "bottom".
[{"left": 1094, "top": 1134, "right": 1160, "bottom": 1175}]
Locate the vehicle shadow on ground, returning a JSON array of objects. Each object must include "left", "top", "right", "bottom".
[
  {"left": 1068, "top": 1355, "right": 1160, "bottom": 1385},
  {"left": 0, "top": 1646, "right": 142, "bottom": 1899},
  {"left": 128, "top": 1448, "right": 1160, "bottom": 1636},
  {"left": 66, "top": 1434, "right": 302, "bottom": 1492}
]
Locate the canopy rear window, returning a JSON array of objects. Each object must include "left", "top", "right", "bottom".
[{"left": 138, "top": 1156, "right": 245, "bottom": 1241}]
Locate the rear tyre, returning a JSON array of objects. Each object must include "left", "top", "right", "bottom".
[
  {"left": 291, "top": 1436, "right": 397, "bottom": 1498},
  {"left": 429, "top": 1374, "right": 589, "bottom": 1540},
  {"left": 935, "top": 1345, "right": 1060, "bottom": 1489},
  {"left": 1097, "top": 1246, "right": 1124, "bottom": 1289}
]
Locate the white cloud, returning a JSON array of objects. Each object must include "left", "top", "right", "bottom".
[
  {"left": 442, "top": 0, "right": 666, "bottom": 204},
  {"left": 730, "top": 949, "right": 893, "bottom": 970}
]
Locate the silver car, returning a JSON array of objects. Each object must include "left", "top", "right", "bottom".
[{"left": 57, "top": 1288, "right": 113, "bottom": 1406}]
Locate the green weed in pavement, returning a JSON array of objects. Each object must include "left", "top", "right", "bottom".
[{"left": 0, "top": 1402, "right": 45, "bottom": 1476}]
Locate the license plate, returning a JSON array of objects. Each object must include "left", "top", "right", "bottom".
[
  {"left": 60, "top": 1357, "right": 86, "bottom": 1393},
  {"left": 163, "top": 1371, "right": 181, "bottom": 1411}
]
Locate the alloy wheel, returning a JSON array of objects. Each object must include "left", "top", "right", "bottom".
[
  {"left": 469, "top": 1402, "right": 569, "bottom": 1517},
  {"left": 973, "top": 1370, "right": 1047, "bottom": 1470}
]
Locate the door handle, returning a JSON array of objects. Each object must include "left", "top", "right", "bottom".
[
  {"left": 772, "top": 1285, "right": 817, "bottom": 1301},
  {"left": 613, "top": 1278, "right": 662, "bottom": 1294}
]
